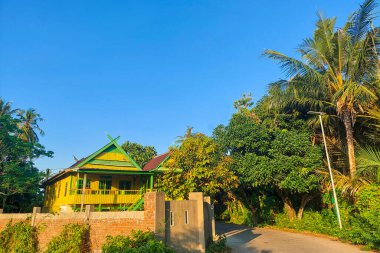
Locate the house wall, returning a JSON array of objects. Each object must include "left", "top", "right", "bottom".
[
  {"left": 79, "top": 147, "right": 140, "bottom": 171},
  {"left": 43, "top": 173, "right": 146, "bottom": 213}
]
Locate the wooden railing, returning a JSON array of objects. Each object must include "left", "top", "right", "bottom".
[
  {"left": 70, "top": 189, "right": 143, "bottom": 195},
  {"left": 61, "top": 189, "right": 144, "bottom": 205}
]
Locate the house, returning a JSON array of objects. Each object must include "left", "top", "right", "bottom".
[{"left": 42, "top": 135, "right": 170, "bottom": 213}]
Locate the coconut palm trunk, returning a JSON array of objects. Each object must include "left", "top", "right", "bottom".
[{"left": 342, "top": 109, "right": 356, "bottom": 178}]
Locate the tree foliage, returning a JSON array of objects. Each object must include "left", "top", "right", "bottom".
[
  {"left": 157, "top": 133, "right": 238, "bottom": 199},
  {"left": 121, "top": 141, "right": 157, "bottom": 168},
  {"left": 0, "top": 98, "right": 52, "bottom": 212},
  {"left": 214, "top": 110, "right": 322, "bottom": 220}
]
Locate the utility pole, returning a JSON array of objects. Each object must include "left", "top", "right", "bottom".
[{"left": 308, "top": 111, "right": 343, "bottom": 229}]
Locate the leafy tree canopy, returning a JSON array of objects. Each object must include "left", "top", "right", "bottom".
[
  {"left": 0, "top": 102, "right": 52, "bottom": 212},
  {"left": 214, "top": 107, "right": 323, "bottom": 220},
  {"left": 157, "top": 133, "right": 238, "bottom": 200},
  {"left": 121, "top": 141, "right": 157, "bottom": 168}
]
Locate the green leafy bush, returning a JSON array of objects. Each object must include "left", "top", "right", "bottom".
[
  {"left": 102, "top": 230, "right": 175, "bottom": 253},
  {"left": 341, "top": 185, "right": 380, "bottom": 249},
  {"left": 274, "top": 210, "right": 341, "bottom": 237},
  {"left": 223, "top": 203, "right": 254, "bottom": 226},
  {"left": 45, "top": 223, "right": 90, "bottom": 253},
  {"left": 206, "top": 234, "right": 230, "bottom": 253},
  {"left": 0, "top": 220, "right": 38, "bottom": 253},
  {"left": 274, "top": 187, "right": 380, "bottom": 250}
]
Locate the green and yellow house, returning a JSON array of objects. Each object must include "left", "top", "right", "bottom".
[{"left": 42, "top": 135, "right": 170, "bottom": 213}]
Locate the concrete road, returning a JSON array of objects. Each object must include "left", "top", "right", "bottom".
[{"left": 216, "top": 222, "right": 373, "bottom": 253}]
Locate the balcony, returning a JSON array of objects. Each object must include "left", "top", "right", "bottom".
[{"left": 61, "top": 189, "right": 144, "bottom": 205}]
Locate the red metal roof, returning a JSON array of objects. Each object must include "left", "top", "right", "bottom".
[{"left": 143, "top": 152, "right": 170, "bottom": 171}]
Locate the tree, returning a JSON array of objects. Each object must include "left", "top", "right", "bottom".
[
  {"left": 0, "top": 114, "right": 52, "bottom": 211},
  {"left": 0, "top": 98, "right": 17, "bottom": 116},
  {"left": 17, "top": 109, "right": 45, "bottom": 143},
  {"left": 156, "top": 133, "right": 238, "bottom": 200},
  {"left": 233, "top": 93, "right": 260, "bottom": 123},
  {"left": 121, "top": 141, "right": 157, "bottom": 168},
  {"left": 264, "top": 0, "right": 380, "bottom": 178},
  {"left": 175, "top": 126, "right": 194, "bottom": 145},
  {"left": 214, "top": 111, "right": 323, "bottom": 220},
  {"left": 234, "top": 93, "right": 254, "bottom": 111}
]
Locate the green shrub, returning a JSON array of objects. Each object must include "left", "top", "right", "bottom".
[
  {"left": 223, "top": 203, "right": 254, "bottom": 226},
  {"left": 206, "top": 234, "right": 230, "bottom": 253},
  {"left": 273, "top": 187, "right": 380, "bottom": 250},
  {"left": 274, "top": 210, "right": 341, "bottom": 237},
  {"left": 340, "top": 185, "right": 380, "bottom": 250},
  {"left": 102, "top": 230, "right": 174, "bottom": 253},
  {"left": 0, "top": 220, "right": 38, "bottom": 253},
  {"left": 45, "top": 223, "right": 90, "bottom": 253}
]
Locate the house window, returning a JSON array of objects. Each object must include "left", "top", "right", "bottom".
[
  {"left": 77, "top": 179, "right": 91, "bottom": 188},
  {"left": 64, "top": 182, "right": 68, "bottom": 197},
  {"left": 99, "top": 177, "right": 112, "bottom": 194},
  {"left": 185, "top": 210, "right": 189, "bottom": 225},
  {"left": 57, "top": 183, "right": 61, "bottom": 198},
  {"left": 170, "top": 211, "right": 174, "bottom": 226},
  {"left": 119, "top": 181, "right": 132, "bottom": 191},
  {"left": 77, "top": 179, "right": 91, "bottom": 194}
]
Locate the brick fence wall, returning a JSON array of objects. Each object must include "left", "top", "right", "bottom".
[
  {"left": 0, "top": 192, "right": 161, "bottom": 252},
  {"left": 0, "top": 192, "right": 213, "bottom": 253}
]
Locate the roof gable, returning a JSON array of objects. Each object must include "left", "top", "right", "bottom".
[{"left": 74, "top": 135, "right": 142, "bottom": 171}]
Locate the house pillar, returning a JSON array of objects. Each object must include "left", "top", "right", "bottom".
[
  {"left": 80, "top": 173, "right": 87, "bottom": 212},
  {"left": 150, "top": 174, "right": 154, "bottom": 190},
  {"left": 69, "top": 175, "right": 73, "bottom": 194}
]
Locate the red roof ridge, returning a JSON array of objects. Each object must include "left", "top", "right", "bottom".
[
  {"left": 153, "top": 152, "right": 170, "bottom": 158},
  {"left": 143, "top": 152, "right": 170, "bottom": 171}
]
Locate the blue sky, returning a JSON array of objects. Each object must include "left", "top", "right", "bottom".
[{"left": 0, "top": 0, "right": 362, "bottom": 173}]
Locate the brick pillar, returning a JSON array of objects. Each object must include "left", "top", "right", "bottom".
[
  {"left": 84, "top": 205, "right": 94, "bottom": 222},
  {"left": 189, "top": 192, "right": 206, "bottom": 253},
  {"left": 144, "top": 191, "right": 166, "bottom": 241},
  {"left": 31, "top": 207, "right": 41, "bottom": 226}
]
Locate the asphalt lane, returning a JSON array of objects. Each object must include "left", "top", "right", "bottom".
[{"left": 216, "top": 222, "right": 373, "bottom": 253}]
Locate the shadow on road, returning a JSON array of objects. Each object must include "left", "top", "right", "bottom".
[
  {"left": 216, "top": 222, "right": 261, "bottom": 242},
  {"left": 216, "top": 222, "right": 273, "bottom": 252}
]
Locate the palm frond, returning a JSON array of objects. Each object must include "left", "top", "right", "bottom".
[
  {"left": 317, "top": 168, "right": 369, "bottom": 197},
  {"left": 363, "top": 107, "right": 380, "bottom": 129},
  {"left": 315, "top": 13, "right": 336, "bottom": 58},
  {"left": 0, "top": 98, "right": 17, "bottom": 116},
  {"left": 263, "top": 50, "right": 322, "bottom": 82},
  {"left": 332, "top": 81, "right": 378, "bottom": 108},
  {"left": 357, "top": 146, "right": 380, "bottom": 183},
  {"left": 348, "top": 0, "right": 377, "bottom": 43}
]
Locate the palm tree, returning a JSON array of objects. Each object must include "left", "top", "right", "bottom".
[
  {"left": 17, "top": 109, "right": 45, "bottom": 143},
  {"left": 175, "top": 126, "right": 194, "bottom": 145},
  {"left": 0, "top": 98, "right": 17, "bottom": 116},
  {"left": 264, "top": 0, "right": 380, "bottom": 179}
]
